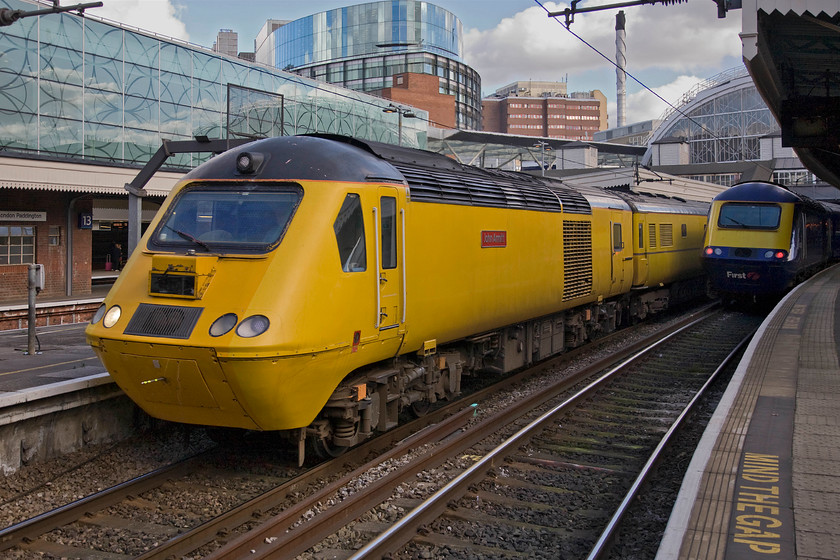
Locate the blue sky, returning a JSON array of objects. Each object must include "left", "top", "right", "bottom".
[{"left": 93, "top": 0, "right": 743, "bottom": 126}]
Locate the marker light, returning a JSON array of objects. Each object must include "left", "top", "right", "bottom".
[
  {"left": 91, "top": 303, "right": 106, "bottom": 324},
  {"left": 775, "top": 251, "right": 787, "bottom": 259},
  {"left": 102, "top": 305, "right": 122, "bottom": 328},
  {"left": 209, "top": 313, "right": 238, "bottom": 337},
  {"left": 704, "top": 247, "right": 714, "bottom": 255},
  {"left": 236, "top": 151, "right": 265, "bottom": 174},
  {"left": 236, "top": 315, "right": 270, "bottom": 338}
]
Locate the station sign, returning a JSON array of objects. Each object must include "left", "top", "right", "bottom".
[
  {"left": 0, "top": 210, "right": 46, "bottom": 221},
  {"left": 78, "top": 212, "right": 93, "bottom": 229}
]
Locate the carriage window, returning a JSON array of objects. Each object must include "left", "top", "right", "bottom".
[
  {"left": 638, "top": 223, "right": 644, "bottom": 249},
  {"left": 613, "top": 223, "right": 622, "bottom": 252},
  {"left": 681, "top": 224, "right": 687, "bottom": 238},
  {"left": 381, "top": 197, "right": 397, "bottom": 269},
  {"left": 718, "top": 203, "right": 781, "bottom": 230},
  {"left": 334, "top": 193, "right": 367, "bottom": 272}
]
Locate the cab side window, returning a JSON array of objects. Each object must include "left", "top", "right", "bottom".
[{"left": 334, "top": 194, "right": 366, "bottom": 272}]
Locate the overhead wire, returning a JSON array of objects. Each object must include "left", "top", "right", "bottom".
[
  {"left": 534, "top": 0, "right": 785, "bottom": 182},
  {"left": 533, "top": 0, "right": 726, "bottom": 143}
]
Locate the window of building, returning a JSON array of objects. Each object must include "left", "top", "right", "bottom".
[
  {"left": 49, "top": 225, "right": 61, "bottom": 246},
  {"left": 0, "top": 226, "right": 36, "bottom": 265}
]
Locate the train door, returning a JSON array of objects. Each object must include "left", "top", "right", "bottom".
[
  {"left": 375, "top": 187, "right": 403, "bottom": 334},
  {"left": 610, "top": 211, "right": 630, "bottom": 295},
  {"left": 633, "top": 217, "right": 650, "bottom": 287}
]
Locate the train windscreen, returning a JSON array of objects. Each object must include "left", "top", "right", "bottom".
[
  {"left": 718, "top": 203, "right": 781, "bottom": 230},
  {"left": 150, "top": 184, "right": 303, "bottom": 253}
]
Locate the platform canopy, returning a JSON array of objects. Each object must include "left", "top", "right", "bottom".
[{"left": 741, "top": 0, "right": 840, "bottom": 189}]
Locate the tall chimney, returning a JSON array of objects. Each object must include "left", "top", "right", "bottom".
[{"left": 615, "top": 10, "right": 627, "bottom": 128}]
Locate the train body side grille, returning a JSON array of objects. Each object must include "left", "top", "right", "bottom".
[
  {"left": 124, "top": 304, "right": 203, "bottom": 339},
  {"left": 563, "top": 220, "right": 593, "bottom": 301}
]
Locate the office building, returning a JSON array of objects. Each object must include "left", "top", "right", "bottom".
[
  {"left": 482, "top": 82, "right": 607, "bottom": 141},
  {"left": 255, "top": 1, "right": 481, "bottom": 130}
]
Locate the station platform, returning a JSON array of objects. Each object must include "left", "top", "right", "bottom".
[
  {"left": 0, "top": 271, "right": 113, "bottom": 411},
  {"left": 0, "top": 323, "right": 105, "bottom": 392},
  {"left": 0, "top": 271, "right": 113, "bottom": 330},
  {"left": 658, "top": 263, "right": 840, "bottom": 560}
]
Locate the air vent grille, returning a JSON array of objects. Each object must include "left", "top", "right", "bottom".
[
  {"left": 124, "top": 303, "right": 203, "bottom": 339},
  {"left": 393, "top": 163, "right": 591, "bottom": 215},
  {"left": 563, "top": 220, "right": 593, "bottom": 301}
]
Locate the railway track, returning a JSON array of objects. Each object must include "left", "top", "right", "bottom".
[
  {"left": 0, "top": 304, "right": 757, "bottom": 559},
  {"left": 208, "top": 308, "right": 760, "bottom": 559}
]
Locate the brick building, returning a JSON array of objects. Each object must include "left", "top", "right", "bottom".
[
  {"left": 372, "top": 73, "right": 457, "bottom": 129},
  {"left": 483, "top": 81, "right": 608, "bottom": 141},
  {"left": 0, "top": 193, "right": 92, "bottom": 302}
]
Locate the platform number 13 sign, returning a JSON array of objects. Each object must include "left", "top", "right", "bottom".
[{"left": 78, "top": 213, "right": 92, "bottom": 229}]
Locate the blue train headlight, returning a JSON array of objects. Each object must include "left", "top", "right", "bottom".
[
  {"left": 102, "top": 305, "right": 121, "bottom": 328},
  {"left": 90, "top": 303, "right": 106, "bottom": 324},
  {"left": 209, "top": 313, "right": 238, "bottom": 337},
  {"left": 236, "top": 315, "right": 270, "bottom": 338}
]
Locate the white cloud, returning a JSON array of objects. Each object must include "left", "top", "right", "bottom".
[
  {"left": 464, "top": 0, "right": 742, "bottom": 117},
  {"left": 622, "top": 74, "right": 705, "bottom": 124},
  {"left": 94, "top": 0, "right": 189, "bottom": 42}
]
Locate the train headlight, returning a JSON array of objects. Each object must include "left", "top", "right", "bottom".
[
  {"left": 90, "top": 303, "right": 106, "bottom": 324},
  {"left": 102, "top": 305, "right": 122, "bottom": 328},
  {"left": 236, "top": 315, "right": 270, "bottom": 338},
  {"left": 209, "top": 313, "right": 238, "bottom": 337}
]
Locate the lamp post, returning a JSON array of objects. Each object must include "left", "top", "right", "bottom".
[
  {"left": 533, "top": 140, "right": 551, "bottom": 176},
  {"left": 383, "top": 104, "right": 416, "bottom": 147}
]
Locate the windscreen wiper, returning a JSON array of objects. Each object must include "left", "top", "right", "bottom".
[{"left": 165, "top": 225, "right": 212, "bottom": 252}]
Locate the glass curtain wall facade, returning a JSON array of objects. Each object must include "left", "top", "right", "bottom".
[
  {"left": 649, "top": 70, "right": 778, "bottom": 164},
  {"left": 0, "top": 0, "right": 428, "bottom": 171},
  {"left": 269, "top": 1, "right": 481, "bottom": 130}
]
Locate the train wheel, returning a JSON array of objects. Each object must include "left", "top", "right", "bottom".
[
  {"left": 308, "top": 435, "right": 349, "bottom": 459},
  {"left": 308, "top": 418, "right": 355, "bottom": 459},
  {"left": 411, "top": 400, "right": 432, "bottom": 417}
]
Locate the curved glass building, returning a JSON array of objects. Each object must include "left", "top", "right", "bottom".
[{"left": 258, "top": 1, "right": 481, "bottom": 130}]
